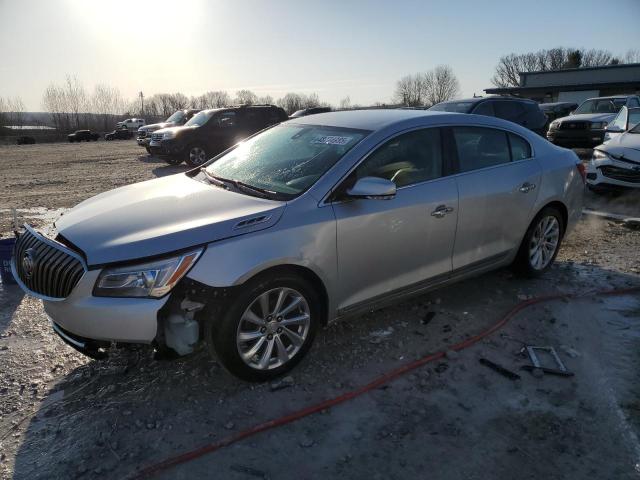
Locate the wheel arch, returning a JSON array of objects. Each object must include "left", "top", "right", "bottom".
[
  {"left": 242, "top": 264, "right": 330, "bottom": 326},
  {"left": 535, "top": 200, "right": 568, "bottom": 235}
]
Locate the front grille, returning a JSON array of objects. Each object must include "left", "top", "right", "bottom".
[
  {"left": 13, "top": 227, "right": 85, "bottom": 299},
  {"left": 559, "top": 121, "right": 588, "bottom": 130},
  {"left": 600, "top": 166, "right": 640, "bottom": 183},
  {"left": 151, "top": 133, "right": 163, "bottom": 142}
]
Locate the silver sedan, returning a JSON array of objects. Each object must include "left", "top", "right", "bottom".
[{"left": 12, "top": 110, "right": 584, "bottom": 380}]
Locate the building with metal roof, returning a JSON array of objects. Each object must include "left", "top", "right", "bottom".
[{"left": 485, "top": 63, "right": 640, "bottom": 105}]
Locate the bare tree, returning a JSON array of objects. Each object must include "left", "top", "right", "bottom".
[
  {"left": 623, "top": 49, "right": 640, "bottom": 63},
  {"left": 276, "top": 92, "right": 326, "bottom": 114},
  {"left": 257, "top": 94, "right": 274, "bottom": 105},
  {"left": 199, "top": 90, "right": 231, "bottom": 108},
  {"left": 492, "top": 48, "right": 617, "bottom": 87},
  {"left": 394, "top": 73, "right": 428, "bottom": 106},
  {"left": 7, "top": 97, "right": 26, "bottom": 129},
  {"left": 63, "top": 75, "right": 87, "bottom": 130},
  {"left": 91, "top": 85, "right": 124, "bottom": 131},
  {"left": 424, "top": 65, "right": 460, "bottom": 106},
  {"left": 234, "top": 89, "right": 258, "bottom": 105}
]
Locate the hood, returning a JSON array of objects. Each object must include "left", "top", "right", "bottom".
[
  {"left": 139, "top": 122, "right": 176, "bottom": 132},
  {"left": 557, "top": 113, "right": 616, "bottom": 123},
  {"left": 597, "top": 132, "right": 640, "bottom": 163},
  {"left": 55, "top": 174, "right": 285, "bottom": 266},
  {"left": 153, "top": 125, "right": 197, "bottom": 136}
]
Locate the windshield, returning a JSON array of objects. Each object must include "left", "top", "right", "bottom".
[
  {"left": 429, "top": 102, "right": 474, "bottom": 113},
  {"left": 574, "top": 99, "right": 626, "bottom": 115},
  {"left": 204, "top": 124, "right": 369, "bottom": 198},
  {"left": 185, "top": 110, "right": 217, "bottom": 127},
  {"left": 165, "top": 111, "right": 185, "bottom": 123}
]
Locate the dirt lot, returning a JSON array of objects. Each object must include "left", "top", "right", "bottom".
[{"left": 1, "top": 141, "right": 640, "bottom": 479}]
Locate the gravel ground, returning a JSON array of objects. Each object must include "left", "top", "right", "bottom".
[{"left": 0, "top": 141, "right": 639, "bottom": 479}]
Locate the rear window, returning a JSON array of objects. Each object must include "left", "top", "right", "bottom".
[{"left": 509, "top": 133, "right": 532, "bottom": 160}]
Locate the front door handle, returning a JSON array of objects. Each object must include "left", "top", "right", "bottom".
[
  {"left": 431, "top": 205, "right": 454, "bottom": 218},
  {"left": 519, "top": 182, "right": 536, "bottom": 193}
]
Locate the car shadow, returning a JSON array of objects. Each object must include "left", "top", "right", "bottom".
[
  {"left": 10, "top": 263, "right": 640, "bottom": 479},
  {"left": 0, "top": 283, "right": 24, "bottom": 335}
]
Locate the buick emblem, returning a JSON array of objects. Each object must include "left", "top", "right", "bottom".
[{"left": 22, "top": 248, "right": 36, "bottom": 279}]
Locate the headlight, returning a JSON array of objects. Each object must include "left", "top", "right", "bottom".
[
  {"left": 590, "top": 122, "right": 607, "bottom": 129},
  {"left": 94, "top": 249, "right": 202, "bottom": 298},
  {"left": 549, "top": 120, "right": 560, "bottom": 129},
  {"left": 163, "top": 130, "right": 177, "bottom": 140},
  {"left": 592, "top": 150, "right": 610, "bottom": 162}
]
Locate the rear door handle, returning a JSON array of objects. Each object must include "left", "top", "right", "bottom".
[
  {"left": 519, "top": 182, "right": 536, "bottom": 193},
  {"left": 431, "top": 205, "right": 454, "bottom": 218}
]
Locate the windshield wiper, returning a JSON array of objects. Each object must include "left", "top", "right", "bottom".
[{"left": 201, "top": 168, "right": 277, "bottom": 199}]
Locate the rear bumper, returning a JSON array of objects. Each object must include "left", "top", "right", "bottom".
[{"left": 547, "top": 129, "right": 605, "bottom": 148}]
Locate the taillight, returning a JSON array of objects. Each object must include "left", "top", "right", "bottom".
[{"left": 576, "top": 163, "right": 587, "bottom": 183}]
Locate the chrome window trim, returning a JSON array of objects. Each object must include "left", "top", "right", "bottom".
[{"left": 320, "top": 123, "right": 536, "bottom": 206}]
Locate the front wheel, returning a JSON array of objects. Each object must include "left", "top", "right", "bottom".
[
  {"left": 513, "top": 207, "right": 564, "bottom": 277},
  {"left": 207, "top": 274, "right": 320, "bottom": 381},
  {"left": 185, "top": 145, "right": 208, "bottom": 167}
]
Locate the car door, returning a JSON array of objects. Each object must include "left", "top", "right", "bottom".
[
  {"left": 451, "top": 126, "right": 541, "bottom": 270},
  {"left": 206, "top": 111, "right": 238, "bottom": 154},
  {"left": 332, "top": 127, "right": 458, "bottom": 310}
]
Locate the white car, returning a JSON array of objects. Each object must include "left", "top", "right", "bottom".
[
  {"left": 603, "top": 107, "right": 640, "bottom": 143},
  {"left": 588, "top": 122, "right": 640, "bottom": 193},
  {"left": 116, "top": 118, "right": 146, "bottom": 131}
]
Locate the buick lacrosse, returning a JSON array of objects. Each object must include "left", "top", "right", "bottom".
[{"left": 12, "top": 110, "right": 584, "bottom": 380}]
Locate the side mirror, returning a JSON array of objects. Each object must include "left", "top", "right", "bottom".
[
  {"left": 605, "top": 125, "right": 623, "bottom": 133},
  {"left": 346, "top": 177, "right": 396, "bottom": 200}
]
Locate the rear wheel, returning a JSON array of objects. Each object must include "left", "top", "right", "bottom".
[
  {"left": 185, "top": 145, "right": 208, "bottom": 167},
  {"left": 206, "top": 273, "right": 319, "bottom": 381},
  {"left": 513, "top": 206, "right": 564, "bottom": 277}
]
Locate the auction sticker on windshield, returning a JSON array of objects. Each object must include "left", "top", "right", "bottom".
[{"left": 310, "top": 135, "right": 353, "bottom": 145}]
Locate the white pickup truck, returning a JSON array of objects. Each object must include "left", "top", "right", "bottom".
[{"left": 116, "top": 118, "right": 146, "bottom": 131}]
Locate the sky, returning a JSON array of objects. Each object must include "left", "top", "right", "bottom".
[{"left": 1, "top": 0, "right": 639, "bottom": 111}]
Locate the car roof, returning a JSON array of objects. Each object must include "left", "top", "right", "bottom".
[
  {"left": 286, "top": 109, "right": 454, "bottom": 131},
  {"left": 540, "top": 102, "right": 577, "bottom": 107},
  {"left": 585, "top": 95, "right": 633, "bottom": 101},
  {"left": 440, "top": 96, "right": 536, "bottom": 105}
]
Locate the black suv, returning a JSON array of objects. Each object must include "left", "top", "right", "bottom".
[
  {"left": 429, "top": 96, "right": 547, "bottom": 135},
  {"left": 149, "top": 104, "right": 288, "bottom": 166}
]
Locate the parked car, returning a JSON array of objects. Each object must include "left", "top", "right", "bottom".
[
  {"left": 16, "top": 136, "right": 36, "bottom": 145},
  {"left": 539, "top": 102, "right": 578, "bottom": 123},
  {"left": 68, "top": 130, "right": 100, "bottom": 142},
  {"left": 587, "top": 122, "right": 640, "bottom": 193},
  {"left": 546, "top": 95, "right": 640, "bottom": 148},
  {"left": 105, "top": 128, "right": 133, "bottom": 141},
  {"left": 116, "top": 118, "right": 145, "bottom": 131},
  {"left": 603, "top": 106, "right": 640, "bottom": 143},
  {"left": 11, "top": 110, "right": 584, "bottom": 380},
  {"left": 429, "top": 96, "right": 547, "bottom": 134},
  {"left": 149, "top": 104, "right": 288, "bottom": 167},
  {"left": 137, "top": 109, "right": 201, "bottom": 153},
  {"left": 289, "top": 107, "right": 332, "bottom": 118}
]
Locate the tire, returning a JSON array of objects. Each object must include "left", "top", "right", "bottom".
[
  {"left": 206, "top": 273, "right": 320, "bottom": 382},
  {"left": 163, "top": 156, "right": 183, "bottom": 166},
  {"left": 513, "top": 206, "right": 564, "bottom": 277},
  {"left": 185, "top": 145, "right": 208, "bottom": 167},
  {"left": 145, "top": 146, "right": 151, "bottom": 154}
]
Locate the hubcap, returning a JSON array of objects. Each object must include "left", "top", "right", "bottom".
[
  {"left": 189, "top": 147, "right": 206, "bottom": 165},
  {"left": 236, "top": 287, "right": 311, "bottom": 370},
  {"left": 529, "top": 215, "right": 560, "bottom": 270}
]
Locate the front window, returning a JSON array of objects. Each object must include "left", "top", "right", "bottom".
[
  {"left": 204, "top": 124, "right": 368, "bottom": 198},
  {"left": 165, "top": 111, "right": 185, "bottom": 123},
  {"left": 574, "top": 99, "right": 626, "bottom": 114},
  {"left": 429, "top": 101, "right": 474, "bottom": 113},
  {"left": 185, "top": 110, "right": 218, "bottom": 127}
]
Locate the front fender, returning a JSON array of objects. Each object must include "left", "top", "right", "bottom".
[{"left": 185, "top": 203, "right": 338, "bottom": 313}]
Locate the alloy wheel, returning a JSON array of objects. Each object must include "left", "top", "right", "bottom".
[
  {"left": 528, "top": 215, "right": 560, "bottom": 270},
  {"left": 189, "top": 147, "right": 207, "bottom": 166},
  {"left": 236, "top": 287, "right": 311, "bottom": 370}
]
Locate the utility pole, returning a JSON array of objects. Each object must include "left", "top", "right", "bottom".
[{"left": 139, "top": 91, "right": 144, "bottom": 117}]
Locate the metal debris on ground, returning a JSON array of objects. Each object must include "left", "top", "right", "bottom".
[
  {"left": 521, "top": 345, "right": 574, "bottom": 377},
  {"left": 478, "top": 358, "right": 521, "bottom": 381}
]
